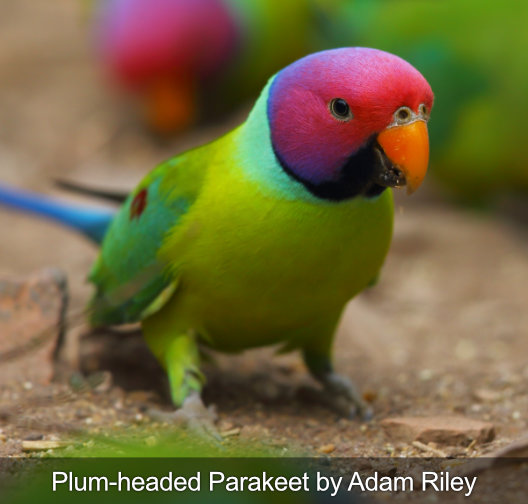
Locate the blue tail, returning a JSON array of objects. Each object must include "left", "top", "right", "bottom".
[{"left": 0, "top": 184, "right": 116, "bottom": 245}]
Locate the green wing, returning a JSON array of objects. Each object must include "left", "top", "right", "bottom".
[{"left": 88, "top": 151, "right": 206, "bottom": 326}]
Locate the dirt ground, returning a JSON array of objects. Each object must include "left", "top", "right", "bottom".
[{"left": 1, "top": 0, "right": 528, "bottom": 462}]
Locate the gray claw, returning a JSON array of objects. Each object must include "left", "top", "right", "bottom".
[
  {"left": 148, "top": 392, "right": 222, "bottom": 442},
  {"left": 320, "top": 373, "right": 373, "bottom": 421}
]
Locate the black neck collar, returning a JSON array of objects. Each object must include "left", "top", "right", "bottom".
[{"left": 272, "top": 137, "right": 386, "bottom": 202}]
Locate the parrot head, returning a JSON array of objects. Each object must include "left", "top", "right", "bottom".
[
  {"left": 96, "top": 0, "right": 239, "bottom": 133},
  {"left": 267, "top": 47, "right": 433, "bottom": 200}
]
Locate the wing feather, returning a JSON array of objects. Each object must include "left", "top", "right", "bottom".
[{"left": 88, "top": 152, "right": 206, "bottom": 326}]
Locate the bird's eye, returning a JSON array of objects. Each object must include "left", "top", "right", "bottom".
[
  {"left": 394, "top": 106, "right": 413, "bottom": 124},
  {"left": 419, "top": 103, "right": 429, "bottom": 118},
  {"left": 329, "top": 98, "right": 353, "bottom": 121}
]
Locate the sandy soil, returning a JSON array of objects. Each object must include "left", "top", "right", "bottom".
[{"left": 1, "top": 0, "right": 528, "bottom": 463}]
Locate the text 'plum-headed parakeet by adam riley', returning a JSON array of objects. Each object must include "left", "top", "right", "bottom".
[{"left": 0, "top": 48, "right": 432, "bottom": 423}]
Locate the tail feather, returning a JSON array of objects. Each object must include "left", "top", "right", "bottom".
[
  {"left": 0, "top": 184, "right": 116, "bottom": 244},
  {"left": 55, "top": 178, "right": 129, "bottom": 204}
]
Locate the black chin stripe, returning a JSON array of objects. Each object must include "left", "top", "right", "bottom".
[{"left": 272, "top": 138, "right": 386, "bottom": 202}]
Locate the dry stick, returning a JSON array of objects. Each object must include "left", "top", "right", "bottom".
[
  {"left": 0, "top": 308, "right": 85, "bottom": 364},
  {"left": 412, "top": 440, "right": 447, "bottom": 457}
]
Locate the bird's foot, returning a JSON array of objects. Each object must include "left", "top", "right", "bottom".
[
  {"left": 319, "top": 372, "right": 373, "bottom": 421},
  {"left": 147, "top": 392, "right": 222, "bottom": 442}
]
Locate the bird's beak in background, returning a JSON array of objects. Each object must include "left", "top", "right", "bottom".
[
  {"left": 377, "top": 120, "right": 429, "bottom": 194},
  {"left": 144, "top": 76, "right": 195, "bottom": 134}
]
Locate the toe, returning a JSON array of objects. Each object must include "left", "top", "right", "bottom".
[{"left": 147, "top": 393, "right": 222, "bottom": 443}]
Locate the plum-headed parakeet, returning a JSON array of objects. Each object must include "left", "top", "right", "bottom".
[{"left": 0, "top": 48, "right": 433, "bottom": 424}]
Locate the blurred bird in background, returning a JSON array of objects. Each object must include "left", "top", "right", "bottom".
[
  {"left": 327, "top": 0, "right": 528, "bottom": 203},
  {"left": 93, "top": 0, "right": 336, "bottom": 134}
]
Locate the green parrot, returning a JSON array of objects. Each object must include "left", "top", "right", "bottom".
[{"left": 0, "top": 48, "right": 433, "bottom": 426}]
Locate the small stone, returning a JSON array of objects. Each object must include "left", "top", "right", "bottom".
[
  {"left": 419, "top": 369, "right": 434, "bottom": 381},
  {"left": 362, "top": 389, "right": 377, "bottom": 403},
  {"left": 0, "top": 434, "right": 6, "bottom": 442},
  {"left": 318, "top": 443, "right": 336, "bottom": 454},
  {"left": 381, "top": 416, "right": 495, "bottom": 446},
  {"left": 22, "top": 440, "right": 65, "bottom": 452},
  {"left": 454, "top": 340, "right": 477, "bottom": 361},
  {"left": 473, "top": 388, "right": 502, "bottom": 403}
]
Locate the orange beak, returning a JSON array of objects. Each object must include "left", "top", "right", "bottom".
[{"left": 377, "top": 120, "right": 429, "bottom": 194}]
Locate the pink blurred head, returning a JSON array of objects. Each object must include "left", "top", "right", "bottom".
[{"left": 96, "top": 0, "right": 239, "bottom": 88}]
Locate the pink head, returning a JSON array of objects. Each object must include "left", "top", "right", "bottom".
[{"left": 267, "top": 48, "right": 434, "bottom": 200}]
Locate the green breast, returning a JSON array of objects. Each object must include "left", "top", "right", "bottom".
[{"left": 160, "top": 158, "right": 394, "bottom": 351}]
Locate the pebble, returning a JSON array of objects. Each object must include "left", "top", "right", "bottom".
[
  {"left": 473, "top": 388, "right": 502, "bottom": 403},
  {"left": 454, "top": 340, "right": 477, "bottom": 361},
  {"left": 419, "top": 369, "right": 434, "bottom": 381},
  {"left": 381, "top": 416, "right": 495, "bottom": 446},
  {"left": 318, "top": 443, "right": 336, "bottom": 454},
  {"left": 362, "top": 390, "right": 377, "bottom": 403}
]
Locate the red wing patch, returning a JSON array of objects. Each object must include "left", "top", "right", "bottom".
[{"left": 130, "top": 188, "right": 148, "bottom": 220}]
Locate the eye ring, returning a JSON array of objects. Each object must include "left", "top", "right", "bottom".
[
  {"left": 419, "top": 103, "right": 429, "bottom": 118},
  {"left": 394, "top": 106, "right": 413, "bottom": 124},
  {"left": 329, "top": 98, "right": 353, "bottom": 121}
]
